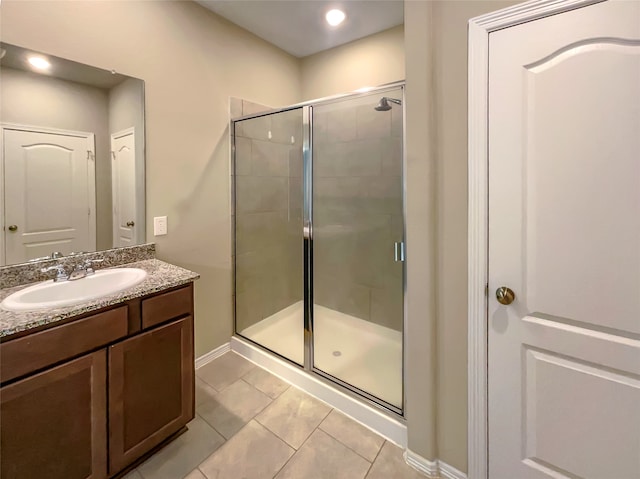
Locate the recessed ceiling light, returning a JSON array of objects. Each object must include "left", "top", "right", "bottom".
[
  {"left": 28, "top": 56, "right": 50, "bottom": 70},
  {"left": 325, "top": 9, "right": 346, "bottom": 27}
]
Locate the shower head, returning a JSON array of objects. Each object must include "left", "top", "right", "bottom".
[{"left": 374, "top": 97, "right": 402, "bottom": 111}]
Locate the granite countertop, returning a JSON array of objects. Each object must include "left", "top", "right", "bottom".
[{"left": 0, "top": 259, "right": 199, "bottom": 339}]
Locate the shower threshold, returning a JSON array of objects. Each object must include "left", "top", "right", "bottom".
[{"left": 240, "top": 301, "right": 402, "bottom": 408}]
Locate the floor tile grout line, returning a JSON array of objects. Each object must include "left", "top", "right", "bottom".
[
  {"left": 307, "top": 413, "right": 377, "bottom": 477},
  {"left": 364, "top": 440, "right": 387, "bottom": 478},
  {"left": 238, "top": 376, "right": 276, "bottom": 402},
  {"left": 317, "top": 419, "right": 383, "bottom": 465},
  {"left": 195, "top": 352, "right": 256, "bottom": 392},
  {"left": 267, "top": 407, "right": 330, "bottom": 479},
  {"left": 269, "top": 415, "right": 377, "bottom": 479},
  {"left": 271, "top": 446, "right": 302, "bottom": 479},
  {"left": 195, "top": 375, "right": 220, "bottom": 395},
  {"left": 253, "top": 414, "right": 302, "bottom": 451},
  {"left": 195, "top": 375, "right": 274, "bottom": 436},
  {"left": 194, "top": 409, "right": 230, "bottom": 442}
]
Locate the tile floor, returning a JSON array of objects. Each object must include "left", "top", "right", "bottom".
[{"left": 125, "top": 351, "right": 425, "bottom": 479}]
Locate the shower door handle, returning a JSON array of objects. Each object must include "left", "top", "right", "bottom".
[{"left": 394, "top": 242, "right": 405, "bottom": 262}]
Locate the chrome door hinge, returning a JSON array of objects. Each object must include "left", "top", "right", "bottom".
[{"left": 394, "top": 241, "right": 405, "bottom": 262}]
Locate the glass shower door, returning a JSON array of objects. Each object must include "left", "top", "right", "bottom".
[
  {"left": 312, "top": 88, "right": 404, "bottom": 409},
  {"left": 234, "top": 108, "right": 305, "bottom": 365}
]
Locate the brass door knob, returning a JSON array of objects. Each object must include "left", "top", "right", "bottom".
[
  {"left": 126, "top": 221, "right": 135, "bottom": 227},
  {"left": 496, "top": 287, "right": 515, "bottom": 305},
  {"left": 8, "top": 225, "right": 18, "bottom": 232}
]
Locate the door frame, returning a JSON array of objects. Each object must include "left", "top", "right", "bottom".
[
  {"left": 467, "top": 1, "right": 604, "bottom": 478},
  {"left": 1, "top": 123, "right": 96, "bottom": 265}
]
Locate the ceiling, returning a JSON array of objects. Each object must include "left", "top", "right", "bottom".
[{"left": 195, "top": 0, "right": 404, "bottom": 58}]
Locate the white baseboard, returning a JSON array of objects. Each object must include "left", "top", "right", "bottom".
[
  {"left": 195, "top": 342, "right": 230, "bottom": 369},
  {"left": 231, "top": 335, "right": 408, "bottom": 447},
  {"left": 405, "top": 449, "right": 440, "bottom": 477},
  {"left": 404, "top": 449, "right": 467, "bottom": 479},
  {"left": 439, "top": 461, "right": 467, "bottom": 479}
]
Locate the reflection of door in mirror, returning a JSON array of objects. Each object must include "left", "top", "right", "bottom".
[
  {"left": 111, "top": 128, "right": 136, "bottom": 247},
  {"left": 0, "top": 42, "right": 146, "bottom": 266},
  {"left": 2, "top": 126, "right": 96, "bottom": 265}
]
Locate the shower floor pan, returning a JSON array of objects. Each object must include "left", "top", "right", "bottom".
[{"left": 240, "top": 301, "right": 402, "bottom": 408}]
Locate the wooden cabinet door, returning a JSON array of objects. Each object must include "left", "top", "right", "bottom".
[
  {"left": 0, "top": 350, "right": 107, "bottom": 479},
  {"left": 108, "top": 316, "right": 194, "bottom": 474}
]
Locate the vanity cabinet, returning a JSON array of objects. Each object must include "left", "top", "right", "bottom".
[
  {"left": 0, "top": 283, "right": 195, "bottom": 479},
  {"left": 0, "top": 350, "right": 107, "bottom": 479},
  {"left": 109, "top": 315, "right": 194, "bottom": 473}
]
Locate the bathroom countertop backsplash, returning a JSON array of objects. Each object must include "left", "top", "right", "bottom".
[
  {"left": 0, "top": 248, "right": 199, "bottom": 339},
  {"left": 0, "top": 243, "right": 157, "bottom": 290}
]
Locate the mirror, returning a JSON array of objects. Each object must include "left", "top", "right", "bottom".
[{"left": 0, "top": 42, "right": 145, "bottom": 267}]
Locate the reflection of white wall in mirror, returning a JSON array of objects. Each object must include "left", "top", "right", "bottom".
[{"left": 0, "top": 66, "right": 112, "bottom": 250}]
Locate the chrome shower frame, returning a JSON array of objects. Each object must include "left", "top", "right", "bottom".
[{"left": 231, "top": 81, "right": 407, "bottom": 419}]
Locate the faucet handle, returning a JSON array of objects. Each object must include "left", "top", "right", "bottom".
[
  {"left": 41, "top": 264, "right": 69, "bottom": 282},
  {"left": 82, "top": 259, "right": 104, "bottom": 274}
]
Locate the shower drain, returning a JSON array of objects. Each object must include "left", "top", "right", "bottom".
[{"left": 332, "top": 350, "right": 342, "bottom": 357}]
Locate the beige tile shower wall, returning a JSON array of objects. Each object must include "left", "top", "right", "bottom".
[
  {"left": 313, "top": 94, "right": 403, "bottom": 331},
  {"left": 234, "top": 110, "right": 303, "bottom": 332}
]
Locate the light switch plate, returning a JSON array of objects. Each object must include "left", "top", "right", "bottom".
[{"left": 153, "top": 216, "right": 167, "bottom": 236}]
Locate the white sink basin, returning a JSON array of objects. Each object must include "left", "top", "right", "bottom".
[{"left": 1, "top": 268, "right": 148, "bottom": 312}]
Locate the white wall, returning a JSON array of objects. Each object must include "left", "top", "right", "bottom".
[
  {"left": 301, "top": 25, "right": 404, "bottom": 100},
  {"left": 405, "top": 0, "right": 520, "bottom": 472},
  {"left": 404, "top": 0, "right": 438, "bottom": 464},
  {"left": 0, "top": 66, "right": 112, "bottom": 250}
]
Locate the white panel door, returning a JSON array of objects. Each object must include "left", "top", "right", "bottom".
[
  {"left": 488, "top": 1, "right": 640, "bottom": 478},
  {"left": 111, "top": 129, "right": 136, "bottom": 247},
  {"left": 3, "top": 128, "right": 94, "bottom": 264}
]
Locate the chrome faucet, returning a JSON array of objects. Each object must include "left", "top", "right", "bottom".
[
  {"left": 41, "top": 259, "right": 104, "bottom": 282},
  {"left": 82, "top": 259, "right": 104, "bottom": 275},
  {"left": 68, "top": 259, "right": 104, "bottom": 280},
  {"left": 41, "top": 264, "right": 70, "bottom": 282}
]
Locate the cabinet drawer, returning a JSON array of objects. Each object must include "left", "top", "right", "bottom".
[
  {"left": 141, "top": 285, "right": 192, "bottom": 329},
  {"left": 1, "top": 306, "right": 128, "bottom": 383}
]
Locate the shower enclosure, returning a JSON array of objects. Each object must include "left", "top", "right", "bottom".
[{"left": 232, "top": 84, "right": 404, "bottom": 414}]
